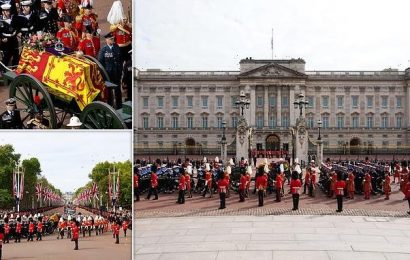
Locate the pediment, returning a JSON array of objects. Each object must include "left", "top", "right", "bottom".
[{"left": 239, "top": 63, "right": 307, "bottom": 79}]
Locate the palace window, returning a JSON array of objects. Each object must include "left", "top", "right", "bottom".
[
  {"left": 142, "top": 97, "right": 148, "bottom": 108},
  {"left": 216, "top": 96, "right": 223, "bottom": 109},
  {"left": 157, "top": 97, "right": 164, "bottom": 108},
  {"left": 337, "top": 96, "right": 344, "bottom": 108},
  {"left": 396, "top": 116, "right": 402, "bottom": 128},
  {"left": 217, "top": 117, "right": 223, "bottom": 129},
  {"left": 307, "top": 96, "right": 314, "bottom": 108},
  {"left": 366, "top": 116, "right": 373, "bottom": 128},
  {"left": 366, "top": 96, "right": 373, "bottom": 108},
  {"left": 172, "top": 116, "right": 179, "bottom": 129},
  {"left": 269, "top": 96, "right": 276, "bottom": 107},
  {"left": 269, "top": 116, "right": 276, "bottom": 129},
  {"left": 282, "top": 115, "right": 289, "bottom": 127},
  {"left": 282, "top": 96, "right": 289, "bottom": 107},
  {"left": 172, "top": 96, "right": 178, "bottom": 108},
  {"left": 202, "top": 96, "right": 208, "bottom": 108},
  {"left": 337, "top": 116, "right": 344, "bottom": 128},
  {"left": 142, "top": 117, "right": 149, "bottom": 129},
  {"left": 187, "top": 116, "right": 193, "bottom": 129},
  {"left": 187, "top": 96, "right": 193, "bottom": 108},
  {"left": 381, "top": 96, "right": 388, "bottom": 108},
  {"left": 321, "top": 96, "right": 329, "bottom": 108},
  {"left": 352, "top": 96, "right": 358, "bottom": 108},
  {"left": 257, "top": 116, "right": 263, "bottom": 129},
  {"left": 381, "top": 116, "right": 388, "bottom": 128},
  {"left": 352, "top": 116, "right": 359, "bottom": 128},
  {"left": 157, "top": 117, "right": 164, "bottom": 129},
  {"left": 202, "top": 116, "right": 208, "bottom": 129},
  {"left": 257, "top": 96, "right": 263, "bottom": 107},
  {"left": 307, "top": 117, "right": 314, "bottom": 128},
  {"left": 231, "top": 116, "right": 238, "bottom": 128},
  {"left": 396, "top": 96, "right": 402, "bottom": 108},
  {"left": 231, "top": 96, "right": 237, "bottom": 107},
  {"left": 322, "top": 116, "right": 329, "bottom": 129}
]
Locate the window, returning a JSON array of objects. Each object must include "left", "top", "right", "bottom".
[
  {"left": 231, "top": 96, "right": 237, "bottom": 107},
  {"left": 269, "top": 116, "right": 276, "bottom": 129},
  {"left": 396, "top": 116, "right": 402, "bottom": 128},
  {"left": 187, "top": 116, "right": 193, "bottom": 129},
  {"left": 187, "top": 96, "right": 193, "bottom": 108},
  {"left": 202, "top": 96, "right": 208, "bottom": 108},
  {"left": 282, "top": 96, "right": 289, "bottom": 107},
  {"left": 257, "top": 116, "right": 263, "bottom": 129},
  {"left": 382, "top": 141, "right": 388, "bottom": 147},
  {"left": 172, "top": 116, "right": 179, "bottom": 128},
  {"left": 321, "top": 96, "right": 329, "bottom": 108},
  {"left": 157, "top": 117, "right": 164, "bottom": 129},
  {"left": 352, "top": 116, "right": 359, "bottom": 128},
  {"left": 352, "top": 96, "right": 358, "bottom": 108},
  {"left": 142, "top": 97, "right": 148, "bottom": 108},
  {"left": 217, "top": 117, "right": 223, "bottom": 128},
  {"left": 157, "top": 97, "right": 164, "bottom": 108},
  {"left": 337, "top": 116, "right": 344, "bottom": 128},
  {"left": 269, "top": 96, "right": 276, "bottom": 107},
  {"left": 231, "top": 116, "right": 238, "bottom": 128},
  {"left": 381, "top": 96, "right": 388, "bottom": 108},
  {"left": 142, "top": 117, "right": 149, "bottom": 129},
  {"left": 337, "top": 96, "right": 344, "bottom": 108},
  {"left": 172, "top": 96, "right": 178, "bottom": 108},
  {"left": 381, "top": 116, "right": 388, "bottom": 128},
  {"left": 322, "top": 116, "right": 329, "bottom": 129},
  {"left": 216, "top": 96, "right": 223, "bottom": 109},
  {"left": 396, "top": 96, "right": 402, "bottom": 108},
  {"left": 366, "top": 96, "right": 373, "bottom": 108},
  {"left": 257, "top": 96, "right": 263, "bottom": 107},
  {"left": 282, "top": 115, "right": 289, "bottom": 127},
  {"left": 202, "top": 116, "right": 208, "bottom": 129},
  {"left": 307, "top": 96, "right": 314, "bottom": 108},
  {"left": 366, "top": 116, "right": 373, "bottom": 128},
  {"left": 307, "top": 117, "right": 314, "bottom": 128}
]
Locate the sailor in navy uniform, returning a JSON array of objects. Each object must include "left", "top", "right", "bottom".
[
  {"left": 0, "top": 3, "right": 18, "bottom": 68},
  {"left": 98, "top": 32, "right": 123, "bottom": 108},
  {"left": 0, "top": 98, "right": 22, "bottom": 129},
  {"left": 0, "top": 0, "right": 18, "bottom": 16},
  {"left": 38, "top": 0, "right": 58, "bottom": 34},
  {"left": 14, "top": 0, "right": 39, "bottom": 39}
]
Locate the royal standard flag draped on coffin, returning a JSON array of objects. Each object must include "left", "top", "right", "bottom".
[{"left": 15, "top": 47, "right": 106, "bottom": 111}]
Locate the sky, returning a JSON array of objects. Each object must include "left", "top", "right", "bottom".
[
  {"left": 0, "top": 132, "right": 132, "bottom": 193},
  {"left": 134, "top": 0, "right": 410, "bottom": 71}
]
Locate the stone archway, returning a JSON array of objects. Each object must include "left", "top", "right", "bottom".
[
  {"left": 266, "top": 134, "right": 281, "bottom": 151},
  {"left": 185, "top": 138, "right": 196, "bottom": 155},
  {"left": 350, "top": 137, "right": 361, "bottom": 155}
]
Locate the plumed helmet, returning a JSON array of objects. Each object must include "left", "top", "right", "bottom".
[
  {"left": 68, "top": 215, "right": 72, "bottom": 221},
  {"left": 187, "top": 165, "right": 193, "bottom": 174},
  {"left": 246, "top": 165, "right": 252, "bottom": 174},
  {"left": 229, "top": 158, "right": 234, "bottom": 166},
  {"left": 294, "top": 158, "right": 299, "bottom": 164},
  {"left": 215, "top": 157, "right": 219, "bottom": 163},
  {"left": 264, "top": 164, "right": 269, "bottom": 173},
  {"left": 203, "top": 157, "right": 207, "bottom": 163},
  {"left": 226, "top": 165, "right": 231, "bottom": 174},
  {"left": 107, "top": 0, "right": 126, "bottom": 25},
  {"left": 263, "top": 158, "right": 268, "bottom": 165},
  {"left": 205, "top": 163, "right": 210, "bottom": 171},
  {"left": 59, "top": 217, "right": 63, "bottom": 222}
]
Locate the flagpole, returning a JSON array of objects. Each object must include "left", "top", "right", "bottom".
[{"left": 271, "top": 28, "right": 274, "bottom": 60}]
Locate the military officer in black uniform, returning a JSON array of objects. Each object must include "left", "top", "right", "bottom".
[
  {"left": 38, "top": 0, "right": 58, "bottom": 34},
  {"left": 0, "top": 3, "right": 18, "bottom": 68},
  {"left": 0, "top": 98, "right": 22, "bottom": 129},
  {"left": 14, "top": 0, "right": 39, "bottom": 39},
  {"left": 98, "top": 32, "right": 123, "bottom": 108},
  {"left": 0, "top": 0, "right": 18, "bottom": 16}
]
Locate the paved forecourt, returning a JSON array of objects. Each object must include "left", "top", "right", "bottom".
[{"left": 135, "top": 215, "right": 410, "bottom": 260}]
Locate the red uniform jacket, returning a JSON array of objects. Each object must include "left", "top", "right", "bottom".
[
  {"left": 4, "top": 224, "right": 9, "bottom": 234},
  {"left": 72, "top": 226, "right": 79, "bottom": 239},
  {"left": 29, "top": 223, "right": 35, "bottom": 233},
  {"left": 217, "top": 178, "right": 229, "bottom": 193},
  {"left": 37, "top": 222, "right": 43, "bottom": 232},
  {"left": 335, "top": 180, "right": 346, "bottom": 196},
  {"left": 255, "top": 175, "right": 267, "bottom": 190},
  {"left": 405, "top": 181, "right": 410, "bottom": 199},
  {"left": 363, "top": 173, "right": 372, "bottom": 192},
  {"left": 275, "top": 174, "right": 283, "bottom": 189},
  {"left": 185, "top": 175, "right": 191, "bottom": 190},
  {"left": 16, "top": 223, "right": 22, "bottom": 233},
  {"left": 75, "top": 13, "right": 98, "bottom": 35},
  {"left": 239, "top": 175, "right": 247, "bottom": 190},
  {"left": 347, "top": 173, "right": 355, "bottom": 192},
  {"left": 310, "top": 173, "right": 316, "bottom": 185},
  {"left": 178, "top": 175, "right": 186, "bottom": 190},
  {"left": 0, "top": 233, "right": 3, "bottom": 246},
  {"left": 290, "top": 179, "right": 302, "bottom": 194},
  {"left": 383, "top": 175, "right": 391, "bottom": 192},
  {"left": 304, "top": 171, "right": 310, "bottom": 184},
  {"left": 56, "top": 28, "right": 78, "bottom": 50},
  {"left": 122, "top": 221, "right": 128, "bottom": 231},
  {"left": 113, "top": 224, "right": 120, "bottom": 235},
  {"left": 77, "top": 36, "right": 100, "bottom": 57},
  {"left": 204, "top": 171, "right": 212, "bottom": 188},
  {"left": 246, "top": 175, "right": 251, "bottom": 189},
  {"left": 113, "top": 25, "right": 132, "bottom": 47},
  {"left": 150, "top": 173, "right": 158, "bottom": 188},
  {"left": 134, "top": 174, "right": 138, "bottom": 188}
]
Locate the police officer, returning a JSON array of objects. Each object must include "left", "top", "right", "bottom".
[
  {"left": 98, "top": 32, "right": 123, "bottom": 108},
  {"left": 38, "top": 0, "right": 58, "bottom": 34},
  {"left": 0, "top": 98, "right": 22, "bottom": 129},
  {"left": 14, "top": 0, "right": 38, "bottom": 39},
  {"left": 0, "top": 3, "right": 18, "bottom": 68}
]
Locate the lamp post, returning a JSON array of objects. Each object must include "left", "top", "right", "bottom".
[
  {"left": 13, "top": 165, "right": 24, "bottom": 213},
  {"left": 235, "top": 91, "right": 250, "bottom": 117},
  {"left": 220, "top": 120, "right": 227, "bottom": 163},
  {"left": 235, "top": 90, "right": 251, "bottom": 163},
  {"left": 317, "top": 120, "right": 323, "bottom": 164},
  {"left": 293, "top": 93, "right": 309, "bottom": 118}
]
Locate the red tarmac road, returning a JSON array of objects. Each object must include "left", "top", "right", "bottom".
[{"left": 3, "top": 207, "right": 132, "bottom": 260}]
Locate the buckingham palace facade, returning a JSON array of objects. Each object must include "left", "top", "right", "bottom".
[{"left": 134, "top": 58, "right": 410, "bottom": 157}]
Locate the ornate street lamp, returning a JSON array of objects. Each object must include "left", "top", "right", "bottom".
[
  {"left": 220, "top": 120, "right": 227, "bottom": 163},
  {"left": 293, "top": 93, "right": 309, "bottom": 117},
  {"left": 235, "top": 91, "right": 250, "bottom": 117},
  {"left": 317, "top": 119, "right": 322, "bottom": 141},
  {"left": 317, "top": 119, "right": 323, "bottom": 165}
]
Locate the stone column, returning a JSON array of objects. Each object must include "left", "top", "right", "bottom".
[
  {"left": 406, "top": 84, "right": 410, "bottom": 129},
  {"left": 264, "top": 85, "right": 269, "bottom": 127},
  {"left": 236, "top": 117, "right": 249, "bottom": 163},
  {"left": 294, "top": 117, "right": 308, "bottom": 166},
  {"left": 289, "top": 86, "right": 296, "bottom": 126},
  {"left": 317, "top": 140, "right": 323, "bottom": 165},
  {"left": 250, "top": 86, "right": 256, "bottom": 126},
  {"left": 277, "top": 86, "right": 282, "bottom": 127}
]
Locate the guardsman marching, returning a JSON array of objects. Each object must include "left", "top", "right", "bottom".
[
  {"left": 177, "top": 170, "right": 186, "bottom": 204},
  {"left": 239, "top": 170, "right": 247, "bottom": 202},
  {"left": 15, "top": 217, "right": 22, "bottom": 242},
  {"left": 75, "top": 4, "right": 97, "bottom": 36},
  {"left": 122, "top": 219, "right": 128, "bottom": 237},
  {"left": 39, "top": 0, "right": 58, "bottom": 34},
  {"left": 81, "top": 217, "right": 87, "bottom": 237},
  {"left": 72, "top": 220, "right": 79, "bottom": 250},
  {"left": 0, "top": 3, "right": 19, "bottom": 68},
  {"left": 309, "top": 168, "right": 317, "bottom": 197},
  {"left": 27, "top": 218, "right": 34, "bottom": 241},
  {"left": 36, "top": 216, "right": 43, "bottom": 241},
  {"left": 113, "top": 220, "right": 120, "bottom": 244},
  {"left": 405, "top": 173, "right": 410, "bottom": 215},
  {"left": 335, "top": 172, "right": 346, "bottom": 212},
  {"left": 290, "top": 171, "right": 302, "bottom": 210},
  {"left": 202, "top": 163, "right": 212, "bottom": 198},
  {"left": 98, "top": 32, "right": 123, "bottom": 108},
  {"left": 256, "top": 166, "right": 267, "bottom": 207},
  {"left": 87, "top": 216, "right": 92, "bottom": 237},
  {"left": 225, "top": 161, "right": 233, "bottom": 198},
  {"left": 401, "top": 164, "right": 409, "bottom": 200},
  {"left": 57, "top": 217, "right": 65, "bottom": 239},
  {"left": 77, "top": 25, "right": 100, "bottom": 57},
  {"left": 329, "top": 171, "right": 337, "bottom": 198},
  {"left": 303, "top": 168, "right": 311, "bottom": 194},
  {"left": 14, "top": 0, "right": 38, "bottom": 39},
  {"left": 0, "top": 225, "right": 3, "bottom": 259},
  {"left": 383, "top": 172, "right": 391, "bottom": 200},
  {"left": 393, "top": 162, "right": 401, "bottom": 184},
  {"left": 275, "top": 164, "right": 283, "bottom": 202},
  {"left": 146, "top": 165, "right": 158, "bottom": 200},
  {"left": 185, "top": 165, "right": 192, "bottom": 198},
  {"left": 56, "top": 15, "right": 78, "bottom": 51},
  {"left": 245, "top": 166, "right": 251, "bottom": 198},
  {"left": 0, "top": 98, "right": 22, "bottom": 129},
  {"left": 3, "top": 221, "right": 9, "bottom": 244},
  {"left": 363, "top": 171, "right": 372, "bottom": 200},
  {"left": 217, "top": 171, "right": 229, "bottom": 209},
  {"left": 346, "top": 170, "right": 355, "bottom": 199}
]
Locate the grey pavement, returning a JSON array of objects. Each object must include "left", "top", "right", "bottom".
[{"left": 135, "top": 215, "right": 410, "bottom": 260}]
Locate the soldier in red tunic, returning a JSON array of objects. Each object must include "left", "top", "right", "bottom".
[
  {"left": 111, "top": 18, "right": 131, "bottom": 61},
  {"left": 177, "top": 171, "right": 186, "bottom": 204},
  {"left": 217, "top": 171, "right": 229, "bottom": 209},
  {"left": 202, "top": 163, "right": 213, "bottom": 198},
  {"left": 56, "top": 15, "right": 78, "bottom": 51},
  {"left": 36, "top": 216, "right": 43, "bottom": 241},
  {"left": 335, "top": 172, "right": 346, "bottom": 212},
  {"left": 363, "top": 172, "right": 372, "bottom": 200},
  {"left": 134, "top": 171, "right": 140, "bottom": 202},
  {"left": 393, "top": 162, "right": 401, "bottom": 183},
  {"left": 224, "top": 165, "right": 231, "bottom": 198},
  {"left": 290, "top": 171, "right": 302, "bottom": 210},
  {"left": 3, "top": 222, "right": 9, "bottom": 244},
  {"left": 15, "top": 218, "right": 22, "bottom": 243},
  {"left": 27, "top": 219, "right": 35, "bottom": 241},
  {"left": 303, "top": 168, "right": 311, "bottom": 194},
  {"left": 255, "top": 166, "right": 267, "bottom": 207},
  {"left": 346, "top": 170, "right": 355, "bottom": 199},
  {"left": 239, "top": 171, "right": 247, "bottom": 202},
  {"left": 275, "top": 168, "right": 283, "bottom": 202},
  {"left": 114, "top": 221, "right": 120, "bottom": 244},
  {"left": 405, "top": 173, "right": 410, "bottom": 214},
  {"left": 309, "top": 169, "right": 317, "bottom": 197},
  {"left": 329, "top": 171, "right": 337, "bottom": 198},
  {"left": 77, "top": 26, "right": 100, "bottom": 57},
  {"left": 245, "top": 166, "right": 251, "bottom": 198},
  {"left": 383, "top": 173, "right": 391, "bottom": 200},
  {"left": 75, "top": 4, "right": 98, "bottom": 36},
  {"left": 0, "top": 225, "right": 3, "bottom": 259},
  {"left": 185, "top": 166, "right": 192, "bottom": 198},
  {"left": 401, "top": 165, "right": 409, "bottom": 200},
  {"left": 72, "top": 220, "right": 79, "bottom": 250},
  {"left": 146, "top": 166, "right": 158, "bottom": 200}
]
